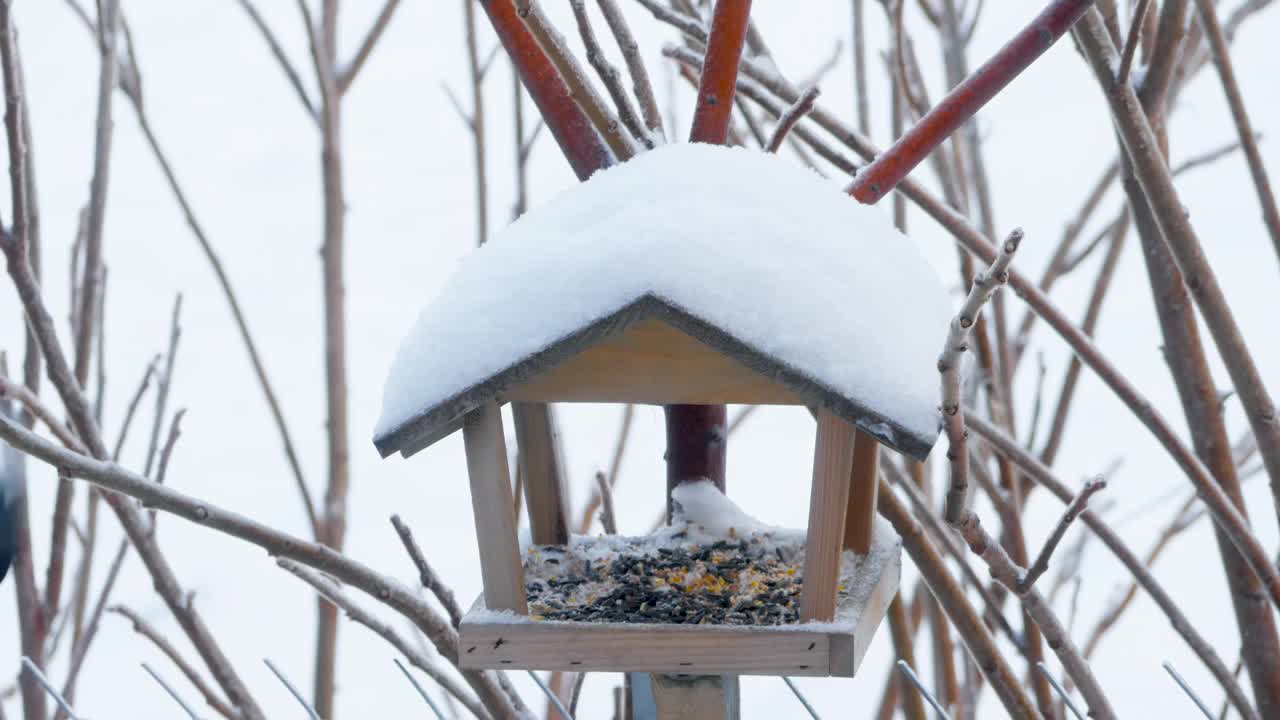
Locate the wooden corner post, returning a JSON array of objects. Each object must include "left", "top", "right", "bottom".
[
  {"left": 843, "top": 430, "right": 881, "bottom": 554},
  {"left": 800, "top": 409, "right": 858, "bottom": 622},
  {"left": 512, "top": 403, "right": 570, "bottom": 545},
  {"left": 463, "top": 403, "right": 528, "bottom": 614}
]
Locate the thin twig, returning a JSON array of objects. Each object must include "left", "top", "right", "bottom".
[
  {"left": 20, "top": 659, "right": 78, "bottom": 720},
  {"left": 263, "top": 659, "right": 318, "bottom": 720},
  {"left": 965, "top": 413, "right": 1259, "bottom": 720},
  {"left": 232, "top": 0, "right": 318, "bottom": 121},
  {"left": 781, "top": 677, "right": 822, "bottom": 720},
  {"left": 528, "top": 671, "right": 574, "bottom": 720},
  {"left": 1164, "top": 661, "right": 1216, "bottom": 719},
  {"left": 569, "top": 0, "right": 650, "bottom": 145},
  {"left": 1019, "top": 477, "right": 1107, "bottom": 592},
  {"left": 1116, "top": 0, "right": 1152, "bottom": 86},
  {"left": 337, "top": 0, "right": 404, "bottom": 94},
  {"left": 1190, "top": 0, "right": 1280, "bottom": 265},
  {"left": 765, "top": 85, "right": 820, "bottom": 153},
  {"left": 111, "top": 355, "right": 158, "bottom": 461},
  {"left": 279, "top": 560, "right": 493, "bottom": 720},
  {"left": 143, "top": 293, "right": 182, "bottom": 477},
  {"left": 896, "top": 661, "right": 951, "bottom": 720},
  {"left": 111, "top": 607, "right": 235, "bottom": 720},
  {"left": 390, "top": 515, "right": 465, "bottom": 629},
  {"left": 141, "top": 663, "right": 201, "bottom": 719},
  {"left": 1035, "top": 663, "right": 1085, "bottom": 720},
  {"left": 594, "top": 471, "right": 617, "bottom": 534},
  {"left": 60, "top": 7, "right": 322, "bottom": 538},
  {"left": 392, "top": 658, "right": 446, "bottom": 720},
  {"left": 595, "top": 0, "right": 664, "bottom": 140}
]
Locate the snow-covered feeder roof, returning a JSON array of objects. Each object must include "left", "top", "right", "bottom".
[{"left": 374, "top": 143, "right": 949, "bottom": 460}]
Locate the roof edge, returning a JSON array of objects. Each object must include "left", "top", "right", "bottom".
[{"left": 372, "top": 294, "right": 940, "bottom": 461}]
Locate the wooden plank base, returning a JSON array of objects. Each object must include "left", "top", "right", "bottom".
[{"left": 458, "top": 540, "right": 901, "bottom": 677}]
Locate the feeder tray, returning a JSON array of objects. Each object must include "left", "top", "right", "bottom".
[{"left": 458, "top": 522, "right": 901, "bottom": 677}]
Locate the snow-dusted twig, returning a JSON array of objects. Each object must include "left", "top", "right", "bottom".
[
  {"left": 392, "top": 658, "right": 446, "bottom": 720},
  {"left": 594, "top": 0, "right": 664, "bottom": 139},
  {"left": 1163, "top": 661, "right": 1216, "bottom": 719},
  {"left": 896, "top": 660, "right": 950, "bottom": 720},
  {"left": 263, "top": 659, "right": 318, "bottom": 720},
  {"left": 528, "top": 671, "right": 574, "bottom": 720},
  {"left": 110, "top": 607, "right": 236, "bottom": 720},
  {"left": 939, "top": 228, "right": 1022, "bottom": 524},
  {"left": 569, "top": 0, "right": 650, "bottom": 146},
  {"left": 20, "top": 658, "right": 79, "bottom": 720},
  {"left": 1018, "top": 477, "right": 1107, "bottom": 592},
  {"left": 390, "top": 515, "right": 465, "bottom": 629},
  {"left": 516, "top": 0, "right": 636, "bottom": 159},
  {"left": 765, "top": 85, "right": 819, "bottom": 153},
  {"left": 141, "top": 663, "right": 200, "bottom": 719},
  {"left": 278, "top": 559, "right": 493, "bottom": 720},
  {"left": 1035, "top": 662, "right": 1085, "bottom": 720}
]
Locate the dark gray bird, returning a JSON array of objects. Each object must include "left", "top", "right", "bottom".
[
  {"left": 0, "top": 439, "right": 17, "bottom": 585},
  {"left": 0, "top": 484, "right": 12, "bottom": 585}
]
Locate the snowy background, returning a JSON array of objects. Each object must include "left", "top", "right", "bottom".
[{"left": 1, "top": 1, "right": 1278, "bottom": 717}]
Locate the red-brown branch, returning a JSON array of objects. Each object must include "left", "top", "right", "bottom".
[
  {"left": 479, "top": 0, "right": 613, "bottom": 181},
  {"left": 849, "top": 0, "right": 1094, "bottom": 203},
  {"left": 688, "top": 0, "right": 753, "bottom": 144}
]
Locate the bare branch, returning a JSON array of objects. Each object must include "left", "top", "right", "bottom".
[
  {"left": 336, "top": 0, "right": 404, "bottom": 94},
  {"left": 390, "top": 515, "right": 465, "bottom": 629},
  {"left": 594, "top": 471, "right": 617, "bottom": 534},
  {"left": 966, "top": 413, "right": 1259, "bottom": 720},
  {"left": 1116, "top": 0, "right": 1152, "bottom": 87},
  {"left": 939, "top": 229, "right": 1022, "bottom": 523},
  {"left": 569, "top": 0, "right": 650, "bottom": 146},
  {"left": 110, "top": 607, "right": 236, "bottom": 720},
  {"left": 765, "top": 85, "right": 819, "bottom": 153},
  {"left": 595, "top": 0, "right": 664, "bottom": 139},
  {"left": 140, "top": 663, "right": 201, "bottom": 720},
  {"left": 1019, "top": 478, "right": 1107, "bottom": 592},
  {"left": 233, "top": 0, "right": 319, "bottom": 121},
  {"left": 278, "top": 560, "right": 492, "bottom": 720},
  {"left": 1190, "top": 0, "right": 1280, "bottom": 264}
]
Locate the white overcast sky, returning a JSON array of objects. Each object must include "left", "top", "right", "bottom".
[{"left": 2, "top": 1, "right": 1279, "bottom": 717}]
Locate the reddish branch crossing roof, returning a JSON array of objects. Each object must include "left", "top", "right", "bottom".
[{"left": 374, "top": 144, "right": 950, "bottom": 460}]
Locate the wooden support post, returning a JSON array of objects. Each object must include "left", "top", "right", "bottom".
[
  {"left": 649, "top": 674, "right": 740, "bottom": 720},
  {"left": 512, "top": 402, "right": 570, "bottom": 545},
  {"left": 843, "top": 429, "right": 881, "bottom": 554},
  {"left": 800, "top": 409, "right": 858, "bottom": 622},
  {"left": 463, "top": 403, "right": 528, "bottom": 613}
]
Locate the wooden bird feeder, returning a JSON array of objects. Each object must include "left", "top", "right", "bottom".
[{"left": 373, "top": 144, "right": 947, "bottom": 679}]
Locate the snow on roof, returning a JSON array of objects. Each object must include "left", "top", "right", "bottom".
[{"left": 374, "top": 143, "right": 950, "bottom": 458}]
